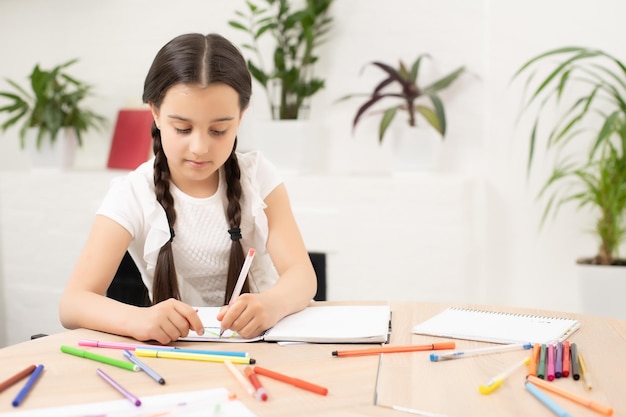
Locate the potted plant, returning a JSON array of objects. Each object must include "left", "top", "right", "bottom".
[
  {"left": 0, "top": 58, "right": 107, "bottom": 167},
  {"left": 228, "top": 0, "right": 334, "bottom": 174},
  {"left": 338, "top": 55, "right": 465, "bottom": 172},
  {"left": 341, "top": 55, "right": 465, "bottom": 143},
  {"left": 513, "top": 46, "right": 626, "bottom": 319},
  {"left": 228, "top": 0, "right": 334, "bottom": 120}
]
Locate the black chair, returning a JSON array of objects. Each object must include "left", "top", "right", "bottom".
[
  {"left": 106, "top": 252, "right": 150, "bottom": 306},
  {"left": 106, "top": 251, "right": 328, "bottom": 306},
  {"left": 308, "top": 252, "right": 327, "bottom": 302}
]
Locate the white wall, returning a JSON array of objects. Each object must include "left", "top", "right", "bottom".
[
  {"left": 0, "top": 191, "right": 5, "bottom": 347},
  {"left": 1, "top": 0, "right": 625, "bottom": 345}
]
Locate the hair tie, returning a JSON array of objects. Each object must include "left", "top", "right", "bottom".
[
  {"left": 228, "top": 227, "right": 242, "bottom": 241},
  {"left": 168, "top": 227, "right": 175, "bottom": 243}
]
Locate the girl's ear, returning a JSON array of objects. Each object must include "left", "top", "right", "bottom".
[{"left": 149, "top": 102, "right": 160, "bottom": 128}]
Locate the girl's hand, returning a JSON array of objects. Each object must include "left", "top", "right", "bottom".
[
  {"left": 130, "top": 298, "right": 204, "bottom": 344},
  {"left": 217, "top": 293, "right": 277, "bottom": 339}
]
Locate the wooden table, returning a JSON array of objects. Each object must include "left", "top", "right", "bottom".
[{"left": 0, "top": 302, "right": 624, "bottom": 416}]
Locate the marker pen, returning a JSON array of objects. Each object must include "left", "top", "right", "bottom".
[
  {"left": 555, "top": 342, "right": 563, "bottom": 378},
  {"left": 546, "top": 343, "right": 555, "bottom": 381},
  {"left": 570, "top": 342, "right": 580, "bottom": 380}
]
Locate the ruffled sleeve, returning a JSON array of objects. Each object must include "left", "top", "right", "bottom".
[
  {"left": 126, "top": 170, "right": 170, "bottom": 276},
  {"left": 96, "top": 160, "right": 170, "bottom": 278},
  {"left": 236, "top": 151, "right": 282, "bottom": 255}
]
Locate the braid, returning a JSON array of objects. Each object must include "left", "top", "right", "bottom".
[
  {"left": 151, "top": 123, "right": 181, "bottom": 304},
  {"left": 224, "top": 149, "right": 248, "bottom": 303}
]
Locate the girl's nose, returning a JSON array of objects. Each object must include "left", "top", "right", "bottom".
[{"left": 189, "top": 131, "right": 210, "bottom": 155}]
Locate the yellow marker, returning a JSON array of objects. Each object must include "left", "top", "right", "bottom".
[
  {"left": 479, "top": 357, "right": 530, "bottom": 395},
  {"left": 577, "top": 352, "right": 593, "bottom": 390},
  {"left": 134, "top": 349, "right": 255, "bottom": 365}
]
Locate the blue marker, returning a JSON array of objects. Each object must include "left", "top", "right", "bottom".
[
  {"left": 142, "top": 347, "right": 248, "bottom": 357},
  {"left": 12, "top": 364, "right": 44, "bottom": 407},
  {"left": 525, "top": 381, "right": 572, "bottom": 417}
]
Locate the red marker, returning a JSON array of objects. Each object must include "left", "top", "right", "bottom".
[
  {"left": 562, "top": 341, "right": 570, "bottom": 377},
  {"left": 0, "top": 365, "right": 36, "bottom": 393},
  {"left": 244, "top": 366, "right": 268, "bottom": 401}
]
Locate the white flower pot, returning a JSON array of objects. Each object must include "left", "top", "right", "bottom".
[
  {"left": 244, "top": 120, "right": 329, "bottom": 175},
  {"left": 389, "top": 124, "right": 442, "bottom": 173},
  {"left": 26, "top": 128, "right": 78, "bottom": 170},
  {"left": 576, "top": 263, "right": 626, "bottom": 320}
]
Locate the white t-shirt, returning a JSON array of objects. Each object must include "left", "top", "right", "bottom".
[{"left": 97, "top": 151, "right": 281, "bottom": 306}]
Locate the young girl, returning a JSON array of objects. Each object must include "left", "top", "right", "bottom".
[{"left": 59, "top": 33, "right": 317, "bottom": 344}]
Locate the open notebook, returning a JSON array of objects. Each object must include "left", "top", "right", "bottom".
[
  {"left": 411, "top": 307, "right": 580, "bottom": 344},
  {"left": 181, "top": 304, "right": 391, "bottom": 344}
]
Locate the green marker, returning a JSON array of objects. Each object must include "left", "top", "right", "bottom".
[
  {"left": 61, "top": 345, "right": 139, "bottom": 372},
  {"left": 537, "top": 344, "right": 547, "bottom": 379}
]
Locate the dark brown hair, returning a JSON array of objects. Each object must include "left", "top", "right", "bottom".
[{"left": 142, "top": 33, "right": 252, "bottom": 304}]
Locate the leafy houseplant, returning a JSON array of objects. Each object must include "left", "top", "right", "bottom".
[
  {"left": 0, "top": 58, "right": 107, "bottom": 150},
  {"left": 341, "top": 55, "right": 465, "bottom": 143},
  {"left": 228, "top": 0, "right": 334, "bottom": 120},
  {"left": 513, "top": 46, "right": 626, "bottom": 265}
]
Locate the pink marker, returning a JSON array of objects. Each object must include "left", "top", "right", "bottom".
[
  {"left": 219, "top": 248, "right": 256, "bottom": 337},
  {"left": 546, "top": 343, "right": 555, "bottom": 381},
  {"left": 78, "top": 339, "right": 175, "bottom": 351}
]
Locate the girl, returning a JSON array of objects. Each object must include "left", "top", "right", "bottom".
[{"left": 59, "top": 33, "right": 317, "bottom": 344}]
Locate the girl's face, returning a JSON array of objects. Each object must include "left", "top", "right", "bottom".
[{"left": 150, "top": 83, "right": 245, "bottom": 197}]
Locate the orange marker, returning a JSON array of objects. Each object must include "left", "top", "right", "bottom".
[
  {"left": 332, "top": 342, "right": 455, "bottom": 357},
  {"left": 528, "top": 343, "right": 541, "bottom": 376},
  {"left": 562, "top": 341, "right": 571, "bottom": 377},
  {"left": 254, "top": 366, "right": 328, "bottom": 396},
  {"left": 527, "top": 375, "right": 613, "bottom": 416}
]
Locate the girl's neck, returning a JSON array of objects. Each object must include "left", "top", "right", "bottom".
[{"left": 171, "top": 170, "right": 220, "bottom": 198}]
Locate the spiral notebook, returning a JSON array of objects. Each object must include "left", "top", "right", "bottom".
[{"left": 411, "top": 307, "right": 580, "bottom": 344}]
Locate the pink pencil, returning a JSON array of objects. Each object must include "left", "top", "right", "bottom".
[{"left": 78, "top": 339, "right": 175, "bottom": 351}]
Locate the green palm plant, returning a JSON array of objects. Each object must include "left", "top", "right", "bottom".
[
  {"left": 340, "top": 55, "right": 465, "bottom": 143},
  {"left": 513, "top": 46, "right": 626, "bottom": 265},
  {"left": 0, "top": 58, "right": 107, "bottom": 149},
  {"left": 228, "top": 0, "right": 334, "bottom": 120}
]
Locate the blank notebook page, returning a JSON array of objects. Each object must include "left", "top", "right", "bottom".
[
  {"left": 411, "top": 307, "right": 580, "bottom": 344},
  {"left": 265, "top": 305, "right": 391, "bottom": 343}
]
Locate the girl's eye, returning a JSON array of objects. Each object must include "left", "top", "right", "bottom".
[
  {"left": 175, "top": 128, "right": 191, "bottom": 134},
  {"left": 211, "top": 130, "right": 226, "bottom": 136}
]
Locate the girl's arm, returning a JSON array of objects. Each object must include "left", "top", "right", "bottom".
[
  {"left": 218, "top": 183, "right": 317, "bottom": 338},
  {"left": 59, "top": 215, "right": 203, "bottom": 344}
]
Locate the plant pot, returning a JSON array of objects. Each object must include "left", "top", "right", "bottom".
[
  {"left": 26, "top": 128, "right": 78, "bottom": 170},
  {"left": 388, "top": 124, "right": 442, "bottom": 173},
  {"left": 246, "top": 119, "right": 329, "bottom": 175},
  {"left": 576, "top": 263, "right": 626, "bottom": 320}
]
